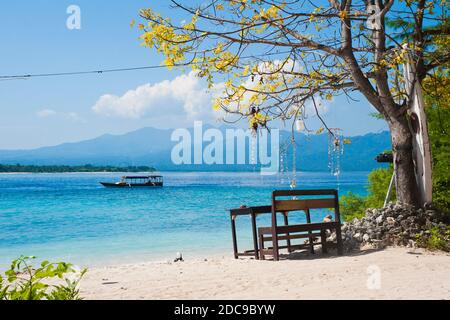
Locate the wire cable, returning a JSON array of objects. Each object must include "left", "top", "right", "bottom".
[{"left": 0, "top": 50, "right": 292, "bottom": 81}]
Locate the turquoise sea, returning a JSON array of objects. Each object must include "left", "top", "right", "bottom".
[{"left": 0, "top": 171, "right": 369, "bottom": 269}]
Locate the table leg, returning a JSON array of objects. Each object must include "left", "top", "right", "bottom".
[
  {"left": 251, "top": 213, "right": 259, "bottom": 260},
  {"left": 231, "top": 215, "right": 238, "bottom": 259}
]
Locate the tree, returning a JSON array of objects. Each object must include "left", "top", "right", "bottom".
[{"left": 136, "top": 0, "right": 449, "bottom": 207}]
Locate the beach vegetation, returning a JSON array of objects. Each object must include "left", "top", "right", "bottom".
[
  {"left": 416, "top": 225, "right": 450, "bottom": 252},
  {"left": 424, "top": 74, "right": 450, "bottom": 215},
  {"left": 340, "top": 192, "right": 366, "bottom": 221},
  {"left": 341, "top": 166, "right": 395, "bottom": 221},
  {"left": 0, "top": 256, "right": 86, "bottom": 300}
]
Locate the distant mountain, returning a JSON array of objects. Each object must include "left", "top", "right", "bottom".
[{"left": 0, "top": 126, "right": 392, "bottom": 172}]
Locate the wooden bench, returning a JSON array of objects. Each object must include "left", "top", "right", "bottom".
[{"left": 258, "top": 189, "right": 344, "bottom": 261}]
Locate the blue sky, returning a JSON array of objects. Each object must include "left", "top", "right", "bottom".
[{"left": 0, "top": 0, "right": 388, "bottom": 150}]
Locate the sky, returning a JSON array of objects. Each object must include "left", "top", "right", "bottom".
[{"left": 0, "top": 0, "right": 388, "bottom": 150}]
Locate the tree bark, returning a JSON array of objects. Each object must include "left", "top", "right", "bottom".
[{"left": 388, "top": 116, "right": 420, "bottom": 208}]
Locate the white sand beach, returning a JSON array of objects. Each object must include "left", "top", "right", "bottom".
[{"left": 80, "top": 247, "right": 450, "bottom": 300}]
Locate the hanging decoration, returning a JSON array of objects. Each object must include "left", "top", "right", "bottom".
[
  {"left": 249, "top": 107, "right": 264, "bottom": 174},
  {"left": 250, "top": 107, "right": 259, "bottom": 137},
  {"left": 279, "top": 139, "right": 290, "bottom": 184},
  {"left": 295, "top": 119, "right": 305, "bottom": 132},
  {"left": 290, "top": 136, "right": 297, "bottom": 190},
  {"left": 328, "top": 128, "right": 344, "bottom": 178},
  {"left": 250, "top": 132, "right": 257, "bottom": 166},
  {"left": 249, "top": 107, "right": 270, "bottom": 137},
  {"left": 278, "top": 136, "right": 298, "bottom": 190}
]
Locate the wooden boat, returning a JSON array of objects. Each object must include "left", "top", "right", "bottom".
[{"left": 100, "top": 175, "right": 163, "bottom": 188}]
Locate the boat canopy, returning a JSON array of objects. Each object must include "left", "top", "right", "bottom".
[
  {"left": 120, "top": 175, "right": 162, "bottom": 182},
  {"left": 121, "top": 175, "right": 162, "bottom": 179}
]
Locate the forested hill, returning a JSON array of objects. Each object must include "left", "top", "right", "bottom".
[{"left": 0, "top": 127, "right": 392, "bottom": 172}]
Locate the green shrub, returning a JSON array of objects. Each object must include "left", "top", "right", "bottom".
[
  {"left": 426, "top": 105, "right": 450, "bottom": 214},
  {"left": 340, "top": 166, "right": 395, "bottom": 222},
  {"left": 365, "top": 166, "right": 395, "bottom": 208},
  {"left": 0, "top": 256, "right": 86, "bottom": 300},
  {"left": 416, "top": 226, "right": 450, "bottom": 252},
  {"left": 340, "top": 192, "right": 366, "bottom": 221}
]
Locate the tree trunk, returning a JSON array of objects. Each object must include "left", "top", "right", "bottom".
[{"left": 389, "top": 116, "right": 420, "bottom": 208}]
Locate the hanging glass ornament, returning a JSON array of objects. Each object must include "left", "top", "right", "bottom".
[
  {"left": 250, "top": 133, "right": 257, "bottom": 165},
  {"left": 290, "top": 137, "right": 297, "bottom": 190},
  {"left": 328, "top": 128, "right": 345, "bottom": 191},
  {"left": 279, "top": 140, "right": 290, "bottom": 185},
  {"left": 295, "top": 119, "right": 305, "bottom": 132}
]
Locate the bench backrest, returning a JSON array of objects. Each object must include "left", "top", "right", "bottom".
[{"left": 271, "top": 189, "right": 341, "bottom": 224}]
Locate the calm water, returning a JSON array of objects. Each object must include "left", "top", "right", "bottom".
[{"left": 0, "top": 171, "right": 369, "bottom": 268}]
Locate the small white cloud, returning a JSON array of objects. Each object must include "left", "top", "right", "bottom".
[
  {"left": 92, "top": 71, "right": 223, "bottom": 128},
  {"left": 66, "top": 112, "right": 86, "bottom": 123},
  {"left": 37, "top": 109, "right": 57, "bottom": 118},
  {"left": 36, "top": 109, "right": 86, "bottom": 123}
]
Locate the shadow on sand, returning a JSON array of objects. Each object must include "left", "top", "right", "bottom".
[{"left": 274, "top": 246, "right": 385, "bottom": 261}]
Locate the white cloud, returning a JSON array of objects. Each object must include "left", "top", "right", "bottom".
[
  {"left": 36, "top": 109, "right": 86, "bottom": 123},
  {"left": 66, "top": 112, "right": 86, "bottom": 123},
  {"left": 219, "top": 59, "right": 332, "bottom": 121},
  {"left": 217, "top": 60, "right": 304, "bottom": 115},
  {"left": 303, "top": 96, "right": 330, "bottom": 118},
  {"left": 92, "top": 71, "right": 223, "bottom": 128},
  {"left": 37, "top": 109, "right": 57, "bottom": 118},
  {"left": 91, "top": 65, "right": 330, "bottom": 129}
]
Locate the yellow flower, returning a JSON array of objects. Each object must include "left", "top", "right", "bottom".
[{"left": 338, "top": 10, "right": 348, "bottom": 20}]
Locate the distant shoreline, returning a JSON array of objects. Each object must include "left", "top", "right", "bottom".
[
  {"left": 0, "top": 172, "right": 155, "bottom": 174},
  {"left": 0, "top": 170, "right": 373, "bottom": 174},
  {"left": 0, "top": 164, "right": 156, "bottom": 174}
]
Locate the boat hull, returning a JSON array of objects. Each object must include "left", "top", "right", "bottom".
[{"left": 100, "top": 182, "right": 163, "bottom": 188}]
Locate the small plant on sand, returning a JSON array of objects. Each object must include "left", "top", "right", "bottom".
[
  {"left": 416, "top": 226, "right": 450, "bottom": 252},
  {"left": 0, "top": 256, "right": 87, "bottom": 300}
]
